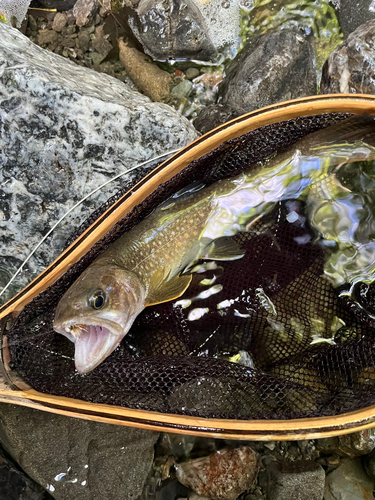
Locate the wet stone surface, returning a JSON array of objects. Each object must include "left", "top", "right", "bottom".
[
  {"left": 0, "top": 404, "right": 159, "bottom": 500},
  {"left": 338, "top": 0, "right": 375, "bottom": 38},
  {"left": 320, "top": 20, "right": 375, "bottom": 95},
  {"left": 127, "top": 0, "right": 217, "bottom": 62},
  {"left": 194, "top": 29, "right": 316, "bottom": 134}
]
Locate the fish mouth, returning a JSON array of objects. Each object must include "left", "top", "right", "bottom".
[{"left": 56, "top": 323, "right": 124, "bottom": 374}]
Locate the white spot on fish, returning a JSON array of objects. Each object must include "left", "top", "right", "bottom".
[{"left": 47, "top": 485, "right": 55, "bottom": 492}]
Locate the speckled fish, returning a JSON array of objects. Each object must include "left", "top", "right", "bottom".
[{"left": 54, "top": 115, "right": 375, "bottom": 374}]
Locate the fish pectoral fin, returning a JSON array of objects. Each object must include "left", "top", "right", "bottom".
[
  {"left": 146, "top": 272, "right": 192, "bottom": 306},
  {"left": 201, "top": 237, "right": 245, "bottom": 261}
]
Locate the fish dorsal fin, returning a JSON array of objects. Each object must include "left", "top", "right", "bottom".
[
  {"left": 201, "top": 237, "right": 245, "bottom": 261},
  {"left": 146, "top": 269, "right": 192, "bottom": 307}
]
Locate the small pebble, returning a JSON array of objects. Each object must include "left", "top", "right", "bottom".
[
  {"left": 186, "top": 67, "right": 200, "bottom": 80},
  {"left": 52, "top": 13, "right": 67, "bottom": 33}
]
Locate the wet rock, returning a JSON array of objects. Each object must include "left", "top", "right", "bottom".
[
  {"left": 0, "top": 445, "right": 50, "bottom": 500},
  {"left": 324, "top": 457, "right": 375, "bottom": 500},
  {"left": 118, "top": 39, "right": 172, "bottom": 102},
  {"left": 338, "top": 0, "right": 375, "bottom": 38},
  {"left": 266, "top": 460, "right": 325, "bottom": 500},
  {"left": 73, "top": 0, "right": 99, "bottom": 27},
  {"left": 186, "top": 68, "right": 200, "bottom": 80},
  {"left": 0, "top": 404, "right": 158, "bottom": 500},
  {"left": 193, "top": 104, "right": 241, "bottom": 135},
  {"left": 320, "top": 20, "right": 375, "bottom": 95},
  {"left": 52, "top": 12, "right": 68, "bottom": 32},
  {"left": 0, "top": 23, "right": 197, "bottom": 304},
  {"left": 128, "top": 0, "right": 217, "bottom": 62},
  {"left": 218, "top": 30, "right": 316, "bottom": 115},
  {"left": 315, "top": 429, "right": 375, "bottom": 457},
  {"left": 175, "top": 446, "right": 259, "bottom": 500},
  {"left": 38, "top": 0, "right": 78, "bottom": 10}
]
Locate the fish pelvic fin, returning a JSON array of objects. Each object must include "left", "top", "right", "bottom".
[
  {"left": 201, "top": 237, "right": 245, "bottom": 261},
  {"left": 146, "top": 270, "right": 192, "bottom": 307}
]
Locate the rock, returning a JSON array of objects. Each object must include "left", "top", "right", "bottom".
[
  {"left": 315, "top": 429, "right": 375, "bottom": 457},
  {"left": 324, "top": 457, "right": 375, "bottom": 500},
  {"left": 52, "top": 12, "right": 68, "bottom": 32},
  {"left": 128, "top": 0, "right": 217, "bottom": 62},
  {"left": 266, "top": 460, "right": 325, "bottom": 500},
  {"left": 90, "top": 51, "right": 105, "bottom": 65},
  {"left": 171, "top": 80, "right": 193, "bottom": 99},
  {"left": 320, "top": 20, "right": 375, "bottom": 95},
  {"left": 175, "top": 446, "right": 259, "bottom": 500},
  {"left": 364, "top": 450, "right": 375, "bottom": 481},
  {"left": 338, "top": 0, "right": 375, "bottom": 38},
  {"left": 0, "top": 23, "right": 197, "bottom": 304},
  {"left": 186, "top": 68, "right": 200, "bottom": 80},
  {"left": 193, "top": 104, "right": 241, "bottom": 135},
  {"left": 38, "top": 29, "right": 59, "bottom": 46},
  {"left": 92, "top": 25, "right": 113, "bottom": 57},
  {"left": 0, "top": 0, "right": 31, "bottom": 28},
  {"left": 218, "top": 30, "right": 316, "bottom": 115},
  {"left": 118, "top": 39, "right": 172, "bottom": 102},
  {"left": 0, "top": 404, "right": 158, "bottom": 500},
  {"left": 0, "top": 445, "right": 49, "bottom": 500},
  {"left": 73, "top": 0, "right": 99, "bottom": 27},
  {"left": 77, "top": 29, "right": 91, "bottom": 51},
  {"left": 38, "top": 0, "right": 78, "bottom": 10}
]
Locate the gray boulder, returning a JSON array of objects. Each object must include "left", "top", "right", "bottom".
[
  {"left": 194, "top": 30, "right": 316, "bottom": 134},
  {"left": 0, "top": 404, "right": 159, "bottom": 500},
  {"left": 0, "top": 23, "right": 198, "bottom": 305},
  {"left": 320, "top": 20, "right": 375, "bottom": 95},
  {"left": 218, "top": 30, "right": 316, "bottom": 114}
]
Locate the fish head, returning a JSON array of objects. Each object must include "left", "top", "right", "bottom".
[{"left": 53, "top": 264, "right": 146, "bottom": 374}]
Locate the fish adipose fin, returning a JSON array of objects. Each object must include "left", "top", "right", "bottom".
[
  {"left": 202, "top": 237, "right": 245, "bottom": 261},
  {"left": 146, "top": 270, "right": 192, "bottom": 306}
]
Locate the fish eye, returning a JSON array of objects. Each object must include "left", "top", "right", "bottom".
[{"left": 88, "top": 289, "right": 106, "bottom": 310}]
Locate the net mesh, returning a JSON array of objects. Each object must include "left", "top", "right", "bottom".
[{"left": 7, "top": 112, "right": 375, "bottom": 420}]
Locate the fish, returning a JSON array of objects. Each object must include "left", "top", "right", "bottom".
[{"left": 54, "top": 115, "right": 375, "bottom": 374}]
